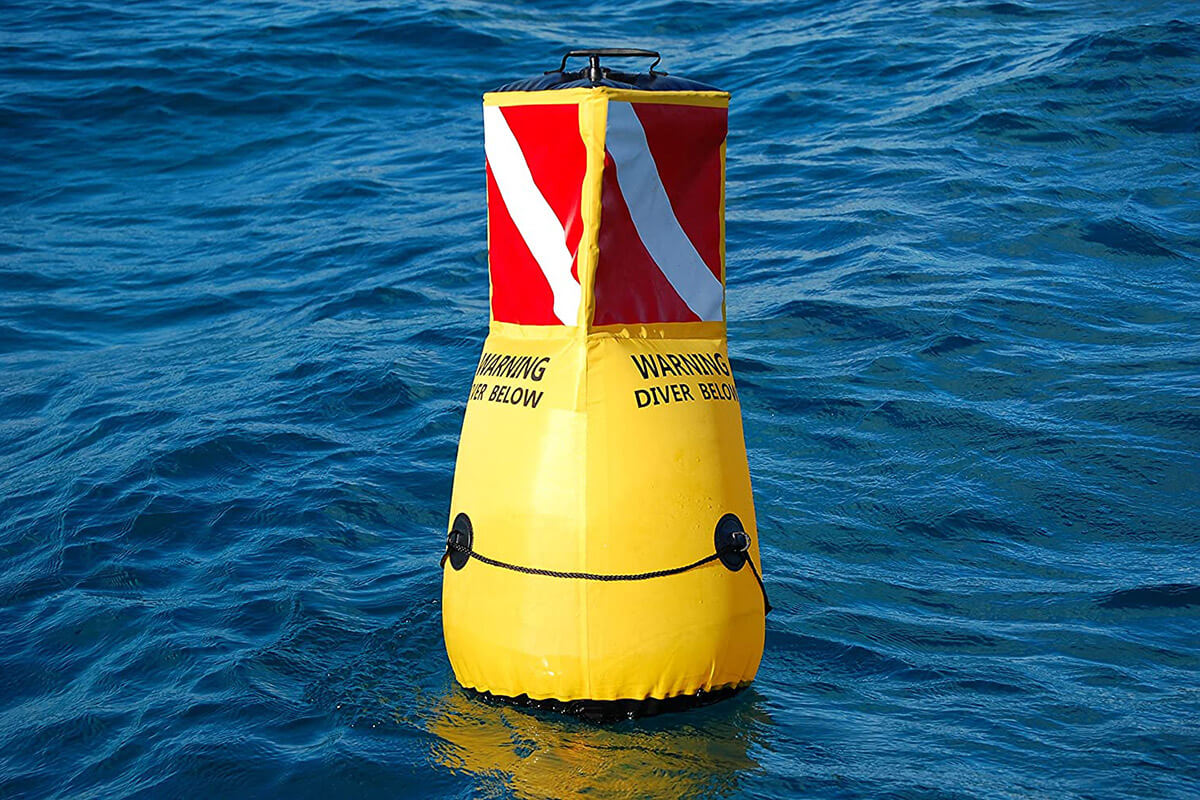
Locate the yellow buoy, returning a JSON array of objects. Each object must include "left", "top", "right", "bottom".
[{"left": 442, "top": 49, "right": 767, "bottom": 718}]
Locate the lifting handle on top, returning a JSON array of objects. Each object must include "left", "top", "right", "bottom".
[{"left": 551, "top": 48, "right": 665, "bottom": 81}]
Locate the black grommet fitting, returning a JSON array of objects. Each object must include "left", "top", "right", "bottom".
[
  {"left": 446, "top": 512, "right": 473, "bottom": 571},
  {"left": 714, "top": 513, "right": 749, "bottom": 571}
]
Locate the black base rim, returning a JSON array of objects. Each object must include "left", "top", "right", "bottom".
[{"left": 461, "top": 683, "right": 746, "bottom": 723}]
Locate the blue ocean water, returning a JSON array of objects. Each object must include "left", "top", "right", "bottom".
[{"left": 2, "top": 0, "right": 1198, "bottom": 797}]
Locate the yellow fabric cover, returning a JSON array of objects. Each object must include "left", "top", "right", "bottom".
[{"left": 442, "top": 87, "right": 763, "bottom": 703}]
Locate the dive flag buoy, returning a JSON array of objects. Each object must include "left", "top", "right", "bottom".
[{"left": 442, "top": 49, "right": 767, "bottom": 719}]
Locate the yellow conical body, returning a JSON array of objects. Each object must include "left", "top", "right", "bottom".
[{"left": 442, "top": 86, "right": 764, "bottom": 705}]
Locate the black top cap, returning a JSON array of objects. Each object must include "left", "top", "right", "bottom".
[{"left": 491, "top": 48, "right": 722, "bottom": 93}]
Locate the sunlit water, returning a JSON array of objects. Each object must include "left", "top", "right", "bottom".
[{"left": 2, "top": 1, "right": 1198, "bottom": 798}]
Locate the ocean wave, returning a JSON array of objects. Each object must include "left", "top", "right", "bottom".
[{"left": 1, "top": 1, "right": 1198, "bottom": 798}]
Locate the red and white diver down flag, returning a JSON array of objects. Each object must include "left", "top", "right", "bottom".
[
  {"left": 484, "top": 103, "right": 585, "bottom": 325},
  {"left": 484, "top": 100, "right": 728, "bottom": 326}
]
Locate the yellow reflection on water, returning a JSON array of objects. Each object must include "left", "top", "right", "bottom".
[{"left": 426, "top": 689, "right": 767, "bottom": 800}]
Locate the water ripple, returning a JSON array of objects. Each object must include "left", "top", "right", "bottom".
[{"left": 1, "top": 1, "right": 1198, "bottom": 798}]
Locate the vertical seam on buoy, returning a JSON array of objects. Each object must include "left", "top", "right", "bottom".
[{"left": 579, "top": 88, "right": 610, "bottom": 701}]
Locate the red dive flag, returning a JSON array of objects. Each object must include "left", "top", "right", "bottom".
[{"left": 484, "top": 100, "right": 728, "bottom": 326}]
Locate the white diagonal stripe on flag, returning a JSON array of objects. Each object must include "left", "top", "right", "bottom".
[
  {"left": 483, "top": 105, "right": 581, "bottom": 326},
  {"left": 605, "top": 101, "right": 724, "bottom": 322}
]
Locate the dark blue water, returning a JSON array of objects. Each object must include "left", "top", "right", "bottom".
[{"left": 3, "top": 1, "right": 1198, "bottom": 797}]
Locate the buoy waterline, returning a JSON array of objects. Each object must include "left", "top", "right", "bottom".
[{"left": 441, "top": 49, "right": 768, "bottom": 720}]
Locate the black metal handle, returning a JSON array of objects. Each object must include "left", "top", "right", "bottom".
[{"left": 554, "top": 48, "right": 664, "bottom": 81}]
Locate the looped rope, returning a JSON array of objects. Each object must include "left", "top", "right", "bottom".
[{"left": 442, "top": 535, "right": 771, "bottom": 614}]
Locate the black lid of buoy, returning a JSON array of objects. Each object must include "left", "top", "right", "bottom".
[{"left": 491, "top": 48, "right": 722, "bottom": 93}]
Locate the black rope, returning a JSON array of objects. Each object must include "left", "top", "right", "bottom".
[
  {"left": 746, "top": 555, "right": 773, "bottom": 615},
  {"left": 444, "top": 542, "right": 720, "bottom": 581},
  {"left": 442, "top": 538, "right": 772, "bottom": 614}
]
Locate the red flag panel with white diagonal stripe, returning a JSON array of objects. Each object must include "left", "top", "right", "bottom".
[
  {"left": 485, "top": 103, "right": 586, "bottom": 325},
  {"left": 595, "top": 102, "right": 728, "bottom": 325}
]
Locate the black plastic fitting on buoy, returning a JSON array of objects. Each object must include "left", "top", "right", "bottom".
[
  {"left": 445, "top": 512, "right": 473, "bottom": 571},
  {"left": 714, "top": 513, "right": 750, "bottom": 571}
]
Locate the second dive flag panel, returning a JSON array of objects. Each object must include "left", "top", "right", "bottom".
[{"left": 484, "top": 99, "right": 728, "bottom": 327}]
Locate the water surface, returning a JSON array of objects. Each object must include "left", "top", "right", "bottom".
[{"left": 2, "top": 1, "right": 1198, "bottom": 797}]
